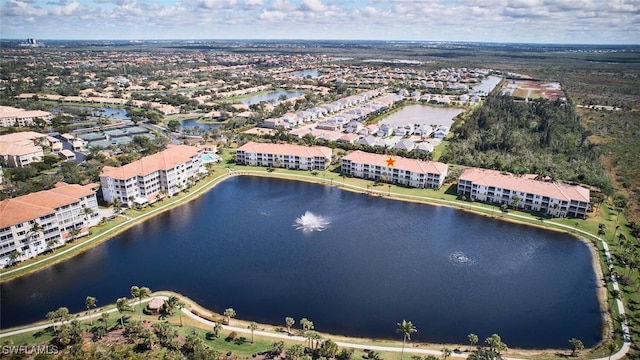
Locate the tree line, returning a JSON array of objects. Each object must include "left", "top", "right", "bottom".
[{"left": 440, "top": 94, "right": 612, "bottom": 194}]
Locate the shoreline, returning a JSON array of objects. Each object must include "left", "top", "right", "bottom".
[{"left": 0, "top": 168, "right": 621, "bottom": 356}]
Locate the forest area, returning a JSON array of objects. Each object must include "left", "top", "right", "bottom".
[{"left": 441, "top": 94, "right": 611, "bottom": 192}]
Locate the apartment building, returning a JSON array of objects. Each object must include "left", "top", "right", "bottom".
[
  {"left": 341, "top": 150, "right": 448, "bottom": 189},
  {"left": 0, "top": 106, "right": 53, "bottom": 127},
  {"left": 0, "top": 182, "right": 100, "bottom": 267},
  {"left": 457, "top": 168, "right": 590, "bottom": 218},
  {"left": 0, "top": 131, "right": 62, "bottom": 168},
  {"left": 236, "top": 142, "right": 332, "bottom": 170},
  {"left": 100, "top": 144, "right": 204, "bottom": 206}
]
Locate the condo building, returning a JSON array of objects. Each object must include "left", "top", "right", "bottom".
[
  {"left": 99, "top": 145, "right": 204, "bottom": 206},
  {"left": 0, "top": 131, "right": 63, "bottom": 168},
  {"left": 236, "top": 142, "right": 332, "bottom": 170},
  {"left": 0, "top": 106, "right": 53, "bottom": 127},
  {"left": 0, "top": 182, "right": 100, "bottom": 267},
  {"left": 341, "top": 150, "right": 448, "bottom": 189},
  {"left": 457, "top": 168, "right": 590, "bottom": 218}
]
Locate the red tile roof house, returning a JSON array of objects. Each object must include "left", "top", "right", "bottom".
[
  {"left": 457, "top": 168, "right": 590, "bottom": 218},
  {"left": 0, "top": 182, "right": 100, "bottom": 267},
  {"left": 100, "top": 145, "right": 204, "bottom": 207},
  {"left": 341, "top": 150, "right": 448, "bottom": 189},
  {"left": 236, "top": 142, "right": 332, "bottom": 170}
]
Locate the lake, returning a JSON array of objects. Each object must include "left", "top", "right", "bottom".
[
  {"left": 380, "top": 105, "right": 464, "bottom": 128},
  {"left": 0, "top": 176, "right": 602, "bottom": 348},
  {"left": 238, "top": 90, "right": 304, "bottom": 106}
]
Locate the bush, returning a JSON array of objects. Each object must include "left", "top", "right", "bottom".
[{"left": 226, "top": 331, "right": 238, "bottom": 342}]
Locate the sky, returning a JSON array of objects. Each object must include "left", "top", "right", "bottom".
[{"left": 1, "top": 0, "right": 639, "bottom": 44}]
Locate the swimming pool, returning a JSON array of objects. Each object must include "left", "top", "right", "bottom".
[{"left": 201, "top": 153, "right": 218, "bottom": 163}]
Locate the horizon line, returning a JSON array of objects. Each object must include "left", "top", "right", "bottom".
[{"left": 2, "top": 38, "right": 639, "bottom": 47}]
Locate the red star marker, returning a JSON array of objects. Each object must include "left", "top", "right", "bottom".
[{"left": 386, "top": 156, "right": 395, "bottom": 167}]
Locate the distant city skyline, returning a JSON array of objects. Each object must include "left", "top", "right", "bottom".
[{"left": 1, "top": 0, "right": 639, "bottom": 45}]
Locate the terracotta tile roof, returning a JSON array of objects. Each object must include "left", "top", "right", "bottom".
[
  {"left": 237, "top": 142, "right": 332, "bottom": 158},
  {"left": 459, "top": 168, "right": 590, "bottom": 203},
  {"left": 0, "top": 106, "right": 52, "bottom": 120},
  {"left": 0, "top": 182, "right": 96, "bottom": 228},
  {"left": 343, "top": 150, "right": 448, "bottom": 175},
  {"left": 100, "top": 145, "right": 200, "bottom": 180}
]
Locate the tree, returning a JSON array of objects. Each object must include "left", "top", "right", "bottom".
[
  {"left": 397, "top": 320, "right": 417, "bottom": 360},
  {"left": 85, "top": 296, "right": 97, "bottom": 326},
  {"left": 164, "top": 295, "right": 178, "bottom": 315},
  {"left": 511, "top": 195, "right": 521, "bottom": 210},
  {"left": 130, "top": 285, "right": 151, "bottom": 321},
  {"left": 569, "top": 338, "right": 584, "bottom": 357},
  {"left": 167, "top": 120, "right": 181, "bottom": 133},
  {"left": 46, "top": 310, "right": 58, "bottom": 335},
  {"left": 306, "top": 330, "right": 322, "bottom": 350},
  {"left": 224, "top": 308, "right": 236, "bottom": 325},
  {"left": 8, "top": 250, "right": 21, "bottom": 266},
  {"left": 606, "top": 341, "right": 617, "bottom": 360},
  {"left": 249, "top": 321, "right": 258, "bottom": 343},
  {"left": 468, "top": 333, "right": 479, "bottom": 351},
  {"left": 47, "top": 238, "right": 60, "bottom": 252},
  {"left": 288, "top": 344, "right": 305, "bottom": 360},
  {"left": 100, "top": 312, "right": 110, "bottom": 331},
  {"left": 212, "top": 322, "right": 222, "bottom": 338},
  {"left": 441, "top": 347, "right": 452, "bottom": 360},
  {"left": 300, "top": 317, "right": 314, "bottom": 332},
  {"left": 285, "top": 316, "right": 295, "bottom": 334},
  {"left": 116, "top": 297, "right": 130, "bottom": 329},
  {"left": 320, "top": 339, "right": 339, "bottom": 359},
  {"left": 82, "top": 206, "right": 94, "bottom": 228},
  {"left": 485, "top": 334, "right": 507, "bottom": 354},
  {"left": 27, "top": 221, "right": 43, "bottom": 257}
]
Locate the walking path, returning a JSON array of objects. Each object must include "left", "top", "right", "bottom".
[{"left": 0, "top": 169, "right": 632, "bottom": 359}]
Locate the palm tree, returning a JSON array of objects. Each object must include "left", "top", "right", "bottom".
[
  {"left": 130, "top": 286, "right": 151, "bottom": 321},
  {"left": 85, "top": 296, "right": 97, "bottom": 326},
  {"left": 164, "top": 295, "right": 178, "bottom": 315},
  {"left": 100, "top": 312, "right": 110, "bottom": 331},
  {"left": 441, "top": 347, "right": 452, "bottom": 360},
  {"left": 8, "top": 250, "right": 21, "bottom": 266},
  {"left": 223, "top": 308, "right": 236, "bottom": 325},
  {"left": 468, "top": 333, "right": 478, "bottom": 352},
  {"left": 82, "top": 206, "right": 94, "bottom": 229},
  {"left": 511, "top": 195, "right": 521, "bottom": 210},
  {"left": 606, "top": 341, "right": 617, "bottom": 360},
  {"left": 288, "top": 344, "right": 305, "bottom": 360},
  {"left": 176, "top": 300, "right": 185, "bottom": 327},
  {"left": 46, "top": 311, "right": 58, "bottom": 335},
  {"left": 116, "top": 297, "right": 130, "bottom": 329},
  {"left": 47, "top": 238, "right": 60, "bottom": 252},
  {"left": 212, "top": 322, "right": 222, "bottom": 338},
  {"left": 396, "top": 320, "right": 417, "bottom": 360},
  {"left": 285, "top": 317, "right": 295, "bottom": 334},
  {"left": 248, "top": 321, "right": 258, "bottom": 343},
  {"left": 569, "top": 338, "right": 584, "bottom": 357},
  {"left": 300, "top": 317, "right": 314, "bottom": 332},
  {"left": 27, "top": 221, "right": 43, "bottom": 257}
]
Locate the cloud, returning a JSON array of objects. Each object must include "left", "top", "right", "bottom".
[
  {"left": 0, "top": 0, "right": 638, "bottom": 43},
  {"left": 299, "top": 0, "right": 326, "bottom": 12}
]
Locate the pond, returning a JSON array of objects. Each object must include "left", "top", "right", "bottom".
[
  {"left": 238, "top": 90, "right": 304, "bottom": 106},
  {"left": 471, "top": 76, "right": 503, "bottom": 95},
  {"left": 290, "top": 69, "right": 319, "bottom": 78},
  {"left": 380, "top": 105, "right": 464, "bottom": 128},
  {"left": 0, "top": 177, "right": 602, "bottom": 348},
  {"left": 180, "top": 118, "right": 222, "bottom": 133},
  {"left": 56, "top": 106, "right": 130, "bottom": 120}
]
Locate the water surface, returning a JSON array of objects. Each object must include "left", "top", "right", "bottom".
[{"left": 0, "top": 177, "right": 601, "bottom": 348}]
